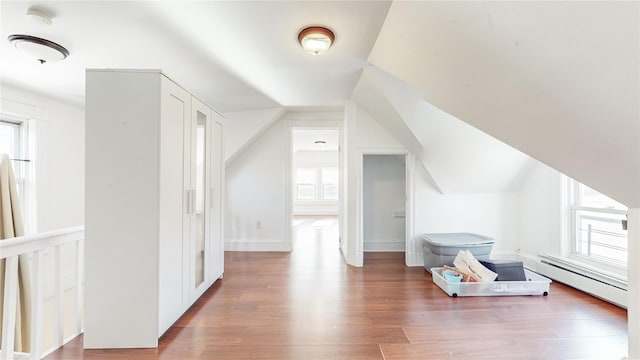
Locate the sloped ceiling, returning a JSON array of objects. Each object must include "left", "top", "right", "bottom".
[
  {"left": 353, "top": 66, "right": 535, "bottom": 194},
  {"left": 351, "top": 70, "right": 423, "bottom": 157},
  {"left": 2, "top": 1, "right": 637, "bottom": 205},
  {"left": 224, "top": 107, "right": 286, "bottom": 163},
  {"left": 368, "top": 1, "right": 640, "bottom": 207}
]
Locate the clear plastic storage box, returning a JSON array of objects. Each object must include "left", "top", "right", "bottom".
[{"left": 431, "top": 267, "right": 551, "bottom": 297}]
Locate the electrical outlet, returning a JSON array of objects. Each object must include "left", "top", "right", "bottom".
[{"left": 256, "top": 221, "right": 262, "bottom": 230}]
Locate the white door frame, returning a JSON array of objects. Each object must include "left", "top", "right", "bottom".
[
  {"left": 284, "top": 114, "right": 343, "bottom": 251},
  {"left": 357, "top": 148, "right": 415, "bottom": 266}
]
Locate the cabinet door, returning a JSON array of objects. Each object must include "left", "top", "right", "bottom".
[
  {"left": 210, "top": 114, "right": 224, "bottom": 280},
  {"left": 190, "top": 97, "right": 212, "bottom": 300},
  {"left": 159, "top": 76, "right": 191, "bottom": 335}
]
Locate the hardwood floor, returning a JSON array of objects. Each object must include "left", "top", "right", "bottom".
[{"left": 46, "top": 217, "right": 628, "bottom": 359}]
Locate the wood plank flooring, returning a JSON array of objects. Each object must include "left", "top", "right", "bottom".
[{"left": 46, "top": 217, "right": 628, "bottom": 359}]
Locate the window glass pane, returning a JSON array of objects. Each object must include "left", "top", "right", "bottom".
[
  {"left": 580, "top": 183, "right": 627, "bottom": 210},
  {"left": 322, "top": 167, "right": 338, "bottom": 200},
  {"left": 0, "top": 121, "right": 23, "bottom": 179},
  {"left": 575, "top": 209, "right": 627, "bottom": 264},
  {"left": 0, "top": 121, "right": 19, "bottom": 158},
  {"left": 323, "top": 184, "right": 338, "bottom": 200},
  {"left": 0, "top": 120, "right": 29, "bottom": 231},
  {"left": 297, "top": 184, "right": 315, "bottom": 200},
  {"left": 296, "top": 168, "right": 316, "bottom": 200},
  {"left": 296, "top": 168, "right": 316, "bottom": 185}
]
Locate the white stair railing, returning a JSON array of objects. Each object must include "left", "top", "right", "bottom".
[{"left": 0, "top": 226, "right": 84, "bottom": 360}]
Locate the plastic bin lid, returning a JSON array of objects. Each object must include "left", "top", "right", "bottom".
[{"left": 422, "top": 233, "right": 494, "bottom": 246}]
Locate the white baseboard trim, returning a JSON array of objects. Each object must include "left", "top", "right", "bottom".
[
  {"left": 224, "top": 241, "right": 291, "bottom": 251},
  {"left": 519, "top": 252, "right": 627, "bottom": 308},
  {"left": 364, "top": 240, "right": 405, "bottom": 252},
  {"left": 293, "top": 203, "right": 339, "bottom": 216},
  {"left": 340, "top": 246, "right": 362, "bottom": 267},
  {"left": 293, "top": 211, "right": 339, "bottom": 216}
]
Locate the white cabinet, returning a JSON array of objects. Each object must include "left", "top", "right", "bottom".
[{"left": 85, "top": 69, "right": 224, "bottom": 349}]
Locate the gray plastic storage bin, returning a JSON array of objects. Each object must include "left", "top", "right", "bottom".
[{"left": 422, "top": 233, "right": 494, "bottom": 272}]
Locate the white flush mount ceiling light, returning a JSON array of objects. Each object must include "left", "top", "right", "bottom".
[
  {"left": 8, "top": 34, "right": 69, "bottom": 64},
  {"left": 298, "top": 26, "right": 335, "bottom": 55}
]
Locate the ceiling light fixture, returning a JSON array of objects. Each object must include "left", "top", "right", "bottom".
[
  {"left": 26, "top": 7, "right": 53, "bottom": 26},
  {"left": 8, "top": 34, "right": 69, "bottom": 64},
  {"left": 298, "top": 26, "right": 334, "bottom": 55}
]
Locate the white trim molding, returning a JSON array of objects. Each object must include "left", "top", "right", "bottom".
[
  {"left": 627, "top": 207, "right": 639, "bottom": 359},
  {"left": 224, "top": 240, "right": 291, "bottom": 252},
  {"left": 358, "top": 148, "right": 412, "bottom": 266},
  {"left": 518, "top": 251, "right": 627, "bottom": 308}
]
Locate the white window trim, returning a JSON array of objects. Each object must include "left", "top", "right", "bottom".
[
  {"left": 294, "top": 166, "right": 338, "bottom": 202},
  {"left": 1, "top": 112, "right": 37, "bottom": 234},
  {"left": 561, "top": 177, "right": 628, "bottom": 279}
]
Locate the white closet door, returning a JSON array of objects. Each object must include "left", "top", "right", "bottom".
[
  {"left": 210, "top": 115, "right": 224, "bottom": 280},
  {"left": 158, "top": 76, "right": 191, "bottom": 335},
  {"left": 190, "top": 97, "right": 212, "bottom": 300}
]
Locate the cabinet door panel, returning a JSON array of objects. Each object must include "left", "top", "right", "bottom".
[
  {"left": 210, "top": 116, "right": 224, "bottom": 279},
  {"left": 159, "top": 77, "right": 191, "bottom": 335},
  {"left": 190, "top": 97, "right": 212, "bottom": 300}
]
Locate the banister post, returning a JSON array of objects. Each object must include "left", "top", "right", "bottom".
[{"left": 1, "top": 256, "right": 19, "bottom": 360}]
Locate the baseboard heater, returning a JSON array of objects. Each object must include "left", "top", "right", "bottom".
[
  {"left": 540, "top": 258, "right": 627, "bottom": 291},
  {"left": 532, "top": 255, "right": 628, "bottom": 307}
]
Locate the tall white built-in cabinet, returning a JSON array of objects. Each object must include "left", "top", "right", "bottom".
[{"left": 84, "top": 69, "right": 224, "bottom": 348}]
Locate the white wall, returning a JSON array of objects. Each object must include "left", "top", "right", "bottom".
[
  {"left": 225, "top": 118, "right": 289, "bottom": 250},
  {"left": 294, "top": 151, "right": 338, "bottom": 166},
  {"left": 363, "top": 154, "right": 405, "bottom": 252},
  {"left": 411, "top": 164, "right": 520, "bottom": 266},
  {"left": 517, "top": 162, "right": 564, "bottom": 258},
  {"left": 0, "top": 84, "right": 84, "bottom": 232}
]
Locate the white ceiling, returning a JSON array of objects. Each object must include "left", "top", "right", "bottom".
[
  {"left": 292, "top": 129, "right": 339, "bottom": 153},
  {"left": 2, "top": 1, "right": 637, "bottom": 207},
  {"left": 0, "top": 1, "right": 391, "bottom": 113}
]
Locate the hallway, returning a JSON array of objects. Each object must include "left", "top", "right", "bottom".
[{"left": 47, "top": 218, "right": 627, "bottom": 359}]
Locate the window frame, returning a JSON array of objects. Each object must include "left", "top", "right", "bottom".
[
  {"left": 294, "top": 166, "right": 339, "bottom": 202},
  {"left": 0, "top": 117, "right": 32, "bottom": 231},
  {"left": 569, "top": 180, "right": 628, "bottom": 271},
  {"left": 320, "top": 167, "right": 338, "bottom": 200},
  {"left": 295, "top": 167, "right": 318, "bottom": 200}
]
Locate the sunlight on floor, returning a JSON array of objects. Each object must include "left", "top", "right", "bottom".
[
  {"left": 292, "top": 216, "right": 338, "bottom": 247},
  {"left": 291, "top": 216, "right": 340, "bottom": 269}
]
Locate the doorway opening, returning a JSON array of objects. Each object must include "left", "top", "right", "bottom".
[
  {"left": 291, "top": 128, "right": 340, "bottom": 253},
  {"left": 362, "top": 154, "right": 407, "bottom": 257}
]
